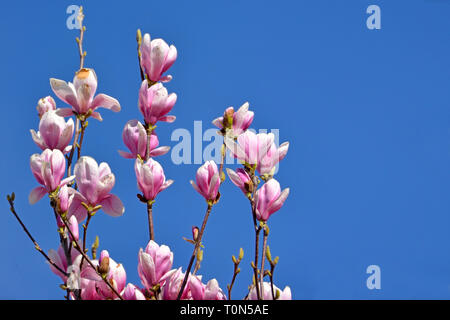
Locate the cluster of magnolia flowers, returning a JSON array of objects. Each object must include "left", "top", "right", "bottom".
[{"left": 21, "top": 13, "right": 292, "bottom": 300}]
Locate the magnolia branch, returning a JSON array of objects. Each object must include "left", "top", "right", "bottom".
[
  {"left": 6, "top": 193, "right": 68, "bottom": 278},
  {"left": 177, "top": 203, "right": 213, "bottom": 300}
]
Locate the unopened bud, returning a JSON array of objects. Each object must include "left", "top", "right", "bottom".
[
  {"left": 266, "top": 246, "right": 272, "bottom": 262},
  {"left": 197, "top": 249, "right": 203, "bottom": 262},
  {"left": 91, "top": 236, "right": 99, "bottom": 259},
  {"left": 98, "top": 250, "right": 110, "bottom": 274},
  {"left": 192, "top": 226, "right": 199, "bottom": 242},
  {"left": 275, "top": 289, "right": 281, "bottom": 300},
  {"left": 223, "top": 107, "right": 234, "bottom": 129},
  {"left": 232, "top": 255, "right": 237, "bottom": 264},
  {"left": 239, "top": 248, "right": 244, "bottom": 260}
]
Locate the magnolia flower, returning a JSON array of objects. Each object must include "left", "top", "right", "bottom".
[
  {"left": 160, "top": 268, "right": 190, "bottom": 300},
  {"left": 135, "top": 158, "right": 173, "bottom": 201},
  {"left": 29, "top": 149, "right": 74, "bottom": 204},
  {"left": 80, "top": 278, "right": 102, "bottom": 300},
  {"left": 254, "top": 179, "right": 289, "bottom": 221},
  {"left": 190, "top": 161, "right": 220, "bottom": 202},
  {"left": 122, "top": 283, "right": 146, "bottom": 300},
  {"left": 58, "top": 184, "right": 73, "bottom": 213},
  {"left": 36, "top": 96, "right": 56, "bottom": 118},
  {"left": 248, "top": 282, "right": 292, "bottom": 300},
  {"left": 47, "top": 245, "right": 81, "bottom": 282},
  {"left": 140, "top": 33, "right": 177, "bottom": 82},
  {"left": 257, "top": 141, "right": 289, "bottom": 176},
  {"left": 81, "top": 250, "right": 127, "bottom": 300},
  {"left": 30, "top": 110, "right": 74, "bottom": 154},
  {"left": 68, "top": 156, "right": 124, "bottom": 221},
  {"left": 50, "top": 68, "right": 121, "bottom": 120},
  {"left": 212, "top": 102, "right": 254, "bottom": 138},
  {"left": 226, "top": 168, "right": 253, "bottom": 195},
  {"left": 67, "top": 215, "right": 79, "bottom": 242},
  {"left": 138, "top": 240, "right": 173, "bottom": 290},
  {"left": 190, "top": 277, "right": 226, "bottom": 300},
  {"left": 224, "top": 131, "right": 274, "bottom": 167},
  {"left": 138, "top": 80, "right": 177, "bottom": 126},
  {"left": 118, "top": 120, "right": 170, "bottom": 159}
]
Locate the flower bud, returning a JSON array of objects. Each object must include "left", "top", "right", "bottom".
[
  {"left": 254, "top": 179, "right": 290, "bottom": 221},
  {"left": 190, "top": 161, "right": 220, "bottom": 202},
  {"left": 36, "top": 96, "right": 56, "bottom": 118},
  {"left": 99, "top": 250, "right": 110, "bottom": 275},
  {"left": 135, "top": 158, "right": 174, "bottom": 201}
]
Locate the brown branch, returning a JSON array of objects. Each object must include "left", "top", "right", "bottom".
[
  {"left": 136, "top": 29, "right": 145, "bottom": 82},
  {"left": 61, "top": 216, "right": 124, "bottom": 300},
  {"left": 259, "top": 224, "right": 268, "bottom": 300},
  {"left": 76, "top": 7, "right": 86, "bottom": 69},
  {"left": 147, "top": 202, "right": 154, "bottom": 241},
  {"left": 67, "top": 117, "right": 81, "bottom": 178},
  {"left": 177, "top": 203, "right": 213, "bottom": 300},
  {"left": 227, "top": 248, "right": 243, "bottom": 300},
  {"left": 6, "top": 194, "right": 68, "bottom": 277}
]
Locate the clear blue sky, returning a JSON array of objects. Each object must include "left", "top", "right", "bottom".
[{"left": 1, "top": 0, "right": 449, "bottom": 299}]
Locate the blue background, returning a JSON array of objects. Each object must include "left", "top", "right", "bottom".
[{"left": 0, "top": 0, "right": 449, "bottom": 299}]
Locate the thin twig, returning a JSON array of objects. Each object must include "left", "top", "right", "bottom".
[
  {"left": 6, "top": 194, "right": 68, "bottom": 277},
  {"left": 260, "top": 224, "right": 268, "bottom": 300},
  {"left": 136, "top": 29, "right": 145, "bottom": 82},
  {"left": 227, "top": 250, "right": 242, "bottom": 300},
  {"left": 147, "top": 202, "right": 154, "bottom": 241},
  {"left": 77, "top": 120, "right": 87, "bottom": 160},
  {"left": 67, "top": 118, "right": 81, "bottom": 177},
  {"left": 76, "top": 7, "right": 86, "bottom": 69},
  {"left": 177, "top": 203, "right": 213, "bottom": 300},
  {"left": 80, "top": 210, "right": 93, "bottom": 270},
  {"left": 61, "top": 217, "right": 124, "bottom": 300}
]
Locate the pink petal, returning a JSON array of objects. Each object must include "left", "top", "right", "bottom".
[
  {"left": 99, "top": 194, "right": 124, "bottom": 217},
  {"left": 118, "top": 150, "right": 135, "bottom": 159},
  {"left": 149, "top": 146, "right": 170, "bottom": 157},
  {"left": 159, "top": 115, "right": 176, "bottom": 123},
  {"left": 91, "top": 111, "right": 103, "bottom": 121},
  {"left": 49, "top": 79, "right": 79, "bottom": 110},
  {"left": 91, "top": 94, "right": 121, "bottom": 112},
  {"left": 29, "top": 186, "right": 47, "bottom": 204},
  {"left": 55, "top": 108, "right": 74, "bottom": 117},
  {"left": 30, "top": 130, "right": 46, "bottom": 150}
]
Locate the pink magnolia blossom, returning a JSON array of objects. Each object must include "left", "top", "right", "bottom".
[
  {"left": 190, "top": 277, "right": 226, "bottom": 300},
  {"left": 138, "top": 80, "right": 177, "bottom": 126},
  {"left": 30, "top": 110, "right": 74, "bottom": 154},
  {"left": 138, "top": 240, "right": 173, "bottom": 290},
  {"left": 68, "top": 156, "right": 124, "bottom": 221},
  {"left": 50, "top": 68, "right": 121, "bottom": 120},
  {"left": 36, "top": 96, "right": 56, "bottom": 118},
  {"left": 226, "top": 168, "right": 253, "bottom": 195},
  {"left": 224, "top": 131, "right": 274, "bottom": 167},
  {"left": 81, "top": 250, "right": 127, "bottom": 300},
  {"left": 58, "top": 184, "right": 72, "bottom": 213},
  {"left": 122, "top": 283, "right": 146, "bottom": 300},
  {"left": 47, "top": 244, "right": 81, "bottom": 282},
  {"left": 29, "top": 149, "right": 74, "bottom": 204},
  {"left": 254, "top": 179, "right": 289, "bottom": 221},
  {"left": 212, "top": 102, "right": 254, "bottom": 138},
  {"left": 160, "top": 268, "right": 191, "bottom": 300},
  {"left": 135, "top": 158, "right": 173, "bottom": 201},
  {"left": 140, "top": 33, "right": 177, "bottom": 83},
  {"left": 80, "top": 278, "right": 102, "bottom": 300},
  {"left": 118, "top": 120, "right": 170, "bottom": 159},
  {"left": 248, "top": 282, "right": 292, "bottom": 300},
  {"left": 190, "top": 161, "right": 220, "bottom": 202},
  {"left": 68, "top": 215, "right": 79, "bottom": 242},
  {"left": 257, "top": 141, "right": 289, "bottom": 176}
]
